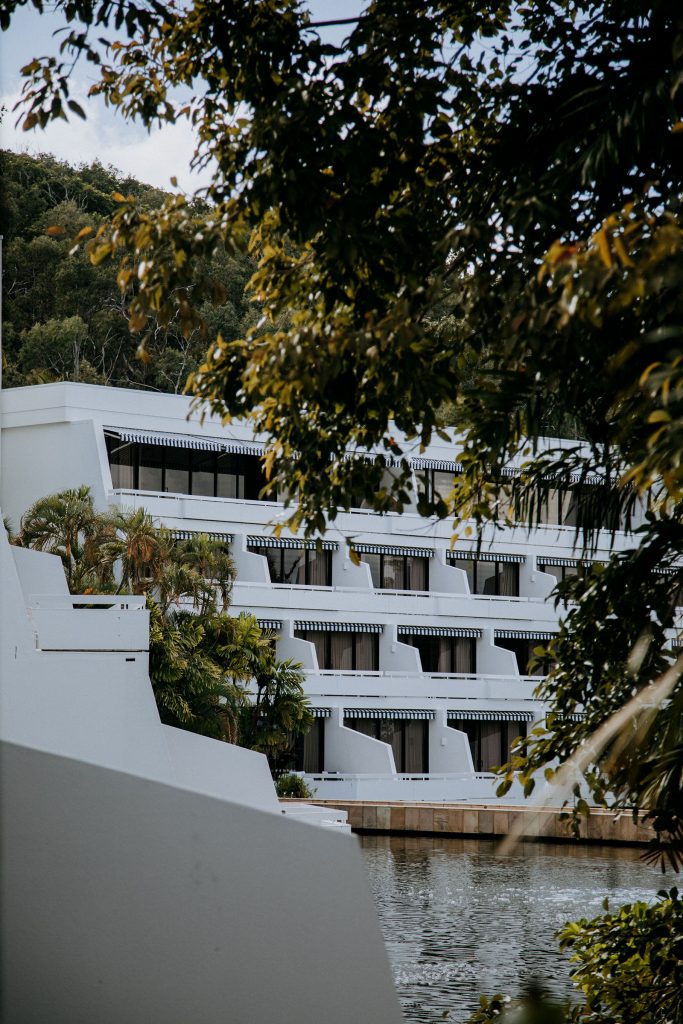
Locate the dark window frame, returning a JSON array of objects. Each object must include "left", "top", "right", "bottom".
[
  {"left": 295, "top": 630, "right": 379, "bottom": 671},
  {"left": 106, "top": 437, "right": 267, "bottom": 500},
  {"left": 364, "top": 552, "right": 430, "bottom": 592},
  {"left": 248, "top": 545, "right": 333, "bottom": 587},
  {"left": 448, "top": 719, "right": 527, "bottom": 773},
  {"left": 458, "top": 558, "right": 520, "bottom": 597},
  {"left": 401, "top": 634, "right": 476, "bottom": 674}
]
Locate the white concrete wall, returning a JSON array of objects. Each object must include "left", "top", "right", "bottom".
[
  {"left": 379, "top": 625, "right": 422, "bottom": 672},
  {"left": 324, "top": 708, "right": 396, "bottom": 773},
  {"left": 1, "top": 419, "right": 108, "bottom": 526},
  {"left": 162, "top": 726, "right": 280, "bottom": 811},
  {"left": 429, "top": 711, "right": 475, "bottom": 773},
  {"left": 477, "top": 627, "right": 519, "bottom": 675},
  {"left": 333, "top": 549, "right": 373, "bottom": 588},
  {"left": 0, "top": 523, "right": 402, "bottom": 1024},
  {"left": 429, "top": 552, "right": 469, "bottom": 594},
  {"left": 303, "top": 772, "right": 526, "bottom": 803},
  {"left": 522, "top": 559, "right": 557, "bottom": 600},
  {"left": 276, "top": 624, "right": 318, "bottom": 669},
  {"left": 1, "top": 741, "right": 401, "bottom": 1024},
  {"left": 230, "top": 532, "right": 270, "bottom": 583},
  {"left": 11, "top": 546, "right": 70, "bottom": 600}
]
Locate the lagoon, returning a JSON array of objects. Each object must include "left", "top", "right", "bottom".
[{"left": 359, "top": 834, "right": 663, "bottom": 1023}]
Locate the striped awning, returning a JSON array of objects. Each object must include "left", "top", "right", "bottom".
[
  {"left": 105, "top": 427, "right": 264, "bottom": 456},
  {"left": 495, "top": 629, "right": 557, "bottom": 640},
  {"left": 257, "top": 619, "right": 282, "bottom": 631},
  {"left": 447, "top": 550, "right": 525, "bottom": 564},
  {"left": 351, "top": 542, "right": 433, "bottom": 558},
  {"left": 447, "top": 710, "right": 535, "bottom": 722},
  {"left": 247, "top": 535, "right": 338, "bottom": 551},
  {"left": 309, "top": 707, "right": 331, "bottom": 718},
  {"left": 345, "top": 708, "right": 435, "bottom": 720},
  {"left": 172, "top": 529, "right": 233, "bottom": 543},
  {"left": 409, "top": 457, "right": 462, "bottom": 473},
  {"left": 294, "top": 621, "right": 384, "bottom": 634},
  {"left": 398, "top": 625, "right": 482, "bottom": 639},
  {"left": 553, "top": 712, "right": 586, "bottom": 722},
  {"left": 538, "top": 556, "right": 579, "bottom": 568}
]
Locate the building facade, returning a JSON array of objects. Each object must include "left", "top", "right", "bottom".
[{"left": 0, "top": 382, "right": 640, "bottom": 802}]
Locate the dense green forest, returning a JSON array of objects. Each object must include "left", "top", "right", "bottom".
[{"left": 0, "top": 149, "right": 257, "bottom": 393}]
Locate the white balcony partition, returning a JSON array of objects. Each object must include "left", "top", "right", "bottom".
[
  {"left": 324, "top": 707, "right": 397, "bottom": 773},
  {"left": 428, "top": 710, "right": 475, "bottom": 774}
]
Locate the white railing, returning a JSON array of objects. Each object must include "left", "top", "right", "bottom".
[
  {"left": 302, "top": 771, "right": 527, "bottom": 803},
  {"left": 234, "top": 580, "right": 545, "bottom": 602},
  {"left": 28, "top": 594, "right": 147, "bottom": 611},
  {"left": 307, "top": 669, "right": 540, "bottom": 684}
]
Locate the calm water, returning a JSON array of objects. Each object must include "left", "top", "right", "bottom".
[{"left": 358, "top": 835, "right": 663, "bottom": 1023}]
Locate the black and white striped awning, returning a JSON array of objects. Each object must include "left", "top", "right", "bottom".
[
  {"left": 257, "top": 619, "right": 282, "bottom": 631},
  {"left": 537, "top": 556, "right": 580, "bottom": 568},
  {"left": 398, "top": 625, "right": 482, "bottom": 639},
  {"left": 553, "top": 712, "right": 586, "bottom": 722},
  {"left": 351, "top": 542, "right": 433, "bottom": 558},
  {"left": 495, "top": 629, "right": 557, "bottom": 640},
  {"left": 105, "top": 427, "right": 264, "bottom": 456},
  {"left": 172, "top": 529, "right": 233, "bottom": 543},
  {"left": 345, "top": 708, "right": 435, "bottom": 720},
  {"left": 247, "top": 535, "right": 338, "bottom": 551},
  {"left": 309, "top": 707, "right": 331, "bottom": 718},
  {"left": 447, "top": 710, "right": 535, "bottom": 722},
  {"left": 409, "top": 457, "right": 463, "bottom": 473},
  {"left": 294, "top": 621, "right": 384, "bottom": 634},
  {"left": 447, "top": 550, "right": 525, "bottom": 564}
]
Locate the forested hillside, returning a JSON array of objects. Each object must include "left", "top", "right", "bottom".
[{"left": 0, "top": 150, "right": 257, "bottom": 393}]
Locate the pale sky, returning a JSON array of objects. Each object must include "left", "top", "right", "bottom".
[{"left": 0, "top": 2, "right": 363, "bottom": 191}]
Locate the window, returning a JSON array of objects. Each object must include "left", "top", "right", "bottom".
[
  {"left": 364, "top": 552, "right": 429, "bottom": 591},
  {"left": 418, "top": 469, "right": 456, "bottom": 504},
  {"left": 448, "top": 719, "right": 527, "bottom": 772},
  {"left": 108, "top": 440, "right": 135, "bottom": 489},
  {"left": 495, "top": 637, "right": 552, "bottom": 676},
  {"left": 249, "top": 545, "right": 332, "bottom": 586},
  {"left": 345, "top": 717, "right": 429, "bottom": 773},
  {"left": 105, "top": 437, "right": 269, "bottom": 499},
  {"left": 401, "top": 634, "right": 476, "bottom": 673},
  {"left": 537, "top": 560, "right": 602, "bottom": 585},
  {"left": 295, "top": 630, "right": 379, "bottom": 671},
  {"left": 455, "top": 558, "right": 520, "bottom": 596},
  {"left": 291, "top": 718, "right": 325, "bottom": 773}
]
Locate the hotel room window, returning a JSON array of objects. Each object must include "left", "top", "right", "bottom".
[
  {"left": 295, "top": 630, "right": 379, "bottom": 671},
  {"left": 364, "top": 552, "right": 429, "bottom": 591},
  {"left": 249, "top": 546, "right": 333, "bottom": 586},
  {"left": 401, "top": 634, "right": 476, "bottom": 673}
]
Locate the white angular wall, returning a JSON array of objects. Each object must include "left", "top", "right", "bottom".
[{"left": 0, "top": 527, "right": 401, "bottom": 1023}]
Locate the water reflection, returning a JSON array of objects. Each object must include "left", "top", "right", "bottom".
[{"left": 358, "top": 835, "right": 662, "bottom": 1023}]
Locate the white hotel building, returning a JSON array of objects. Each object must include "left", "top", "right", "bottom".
[{"left": 0, "top": 382, "right": 638, "bottom": 803}]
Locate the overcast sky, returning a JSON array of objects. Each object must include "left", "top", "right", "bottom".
[{"left": 0, "top": 2, "right": 363, "bottom": 191}]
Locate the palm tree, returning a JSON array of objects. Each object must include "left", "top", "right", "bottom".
[
  {"left": 19, "top": 486, "right": 112, "bottom": 590},
  {"left": 240, "top": 642, "right": 312, "bottom": 764},
  {"left": 101, "top": 508, "right": 172, "bottom": 595},
  {"left": 173, "top": 532, "right": 236, "bottom": 613}
]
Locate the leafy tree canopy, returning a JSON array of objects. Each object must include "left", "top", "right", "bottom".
[
  {"left": 0, "top": 149, "right": 258, "bottom": 392},
  {"left": 5, "top": 3, "right": 683, "bottom": 1011},
  {"left": 4, "top": 0, "right": 681, "bottom": 525}
]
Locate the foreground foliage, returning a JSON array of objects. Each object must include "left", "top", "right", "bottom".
[
  {"left": 5, "top": 0, "right": 683, "bottom": 1016},
  {"left": 12, "top": 488, "right": 311, "bottom": 754}
]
